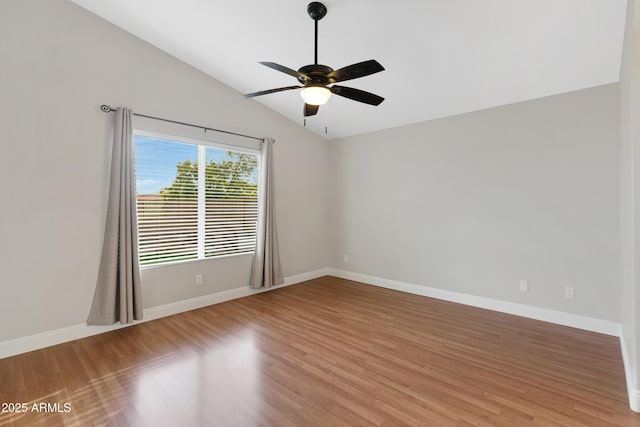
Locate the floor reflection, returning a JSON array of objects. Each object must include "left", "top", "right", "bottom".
[{"left": 134, "top": 328, "right": 262, "bottom": 426}]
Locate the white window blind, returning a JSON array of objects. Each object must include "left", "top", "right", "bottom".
[{"left": 134, "top": 133, "right": 259, "bottom": 267}]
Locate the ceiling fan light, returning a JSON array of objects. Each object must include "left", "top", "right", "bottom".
[{"left": 300, "top": 86, "right": 332, "bottom": 105}]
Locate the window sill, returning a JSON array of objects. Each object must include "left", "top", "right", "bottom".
[{"left": 140, "top": 251, "right": 255, "bottom": 271}]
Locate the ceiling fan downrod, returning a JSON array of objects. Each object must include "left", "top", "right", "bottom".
[{"left": 307, "top": 2, "right": 327, "bottom": 65}]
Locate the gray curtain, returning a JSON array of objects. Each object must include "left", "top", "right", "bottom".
[
  {"left": 250, "top": 137, "right": 284, "bottom": 289},
  {"left": 87, "top": 107, "right": 143, "bottom": 325}
]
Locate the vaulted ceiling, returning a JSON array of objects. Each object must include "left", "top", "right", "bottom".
[{"left": 71, "top": 0, "right": 627, "bottom": 140}]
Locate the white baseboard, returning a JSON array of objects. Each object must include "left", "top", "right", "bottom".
[
  {"left": 283, "top": 268, "right": 330, "bottom": 286},
  {"left": 620, "top": 331, "right": 640, "bottom": 412},
  {"left": 0, "top": 268, "right": 328, "bottom": 360},
  {"left": 631, "top": 387, "right": 640, "bottom": 413},
  {"left": 327, "top": 268, "right": 621, "bottom": 337}
]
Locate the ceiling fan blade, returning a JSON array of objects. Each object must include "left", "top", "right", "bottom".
[
  {"left": 304, "top": 103, "right": 319, "bottom": 117},
  {"left": 327, "top": 60, "right": 384, "bottom": 83},
  {"left": 244, "top": 85, "right": 302, "bottom": 98},
  {"left": 259, "top": 62, "right": 310, "bottom": 81},
  {"left": 330, "top": 85, "right": 384, "bottom": 106}
]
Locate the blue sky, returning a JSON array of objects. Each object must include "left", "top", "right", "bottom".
[{"left": 134, "top": 135, "right": 229, "bottom": 194}]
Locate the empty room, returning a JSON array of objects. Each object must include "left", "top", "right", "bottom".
[{"left": 1, "top": 0, "right": 640, "bottom": 425}]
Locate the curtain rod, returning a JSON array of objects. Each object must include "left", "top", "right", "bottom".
[{"left": 100, "top": 105, "right": 264, "bottom": 142}]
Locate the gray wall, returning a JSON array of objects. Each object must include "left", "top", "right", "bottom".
[
  {"left": 329, "top": 85, "right": 620, "bottom": 321},
  {"left": 619, "top": 0, "right": 640, "bottom": 398},
  {"left": 0, "top": 0, "right": 329, "bottom": 342}
]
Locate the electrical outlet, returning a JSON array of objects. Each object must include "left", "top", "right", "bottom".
[
  {"left": 519, "top": 280, "right": 528, "bottom": 292},
  {"left": 565, "top": 286, "right": 574, "bottom": 299},
  {"left": 195, "top": 274, "right": 203, "bottom": 285},
  {"left": 343, "top": 254, "right": 349, "bottom": 263}
]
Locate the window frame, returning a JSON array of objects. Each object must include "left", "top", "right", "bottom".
[{"left": 133, "top": 129, "right": 261, "bottom": 270}]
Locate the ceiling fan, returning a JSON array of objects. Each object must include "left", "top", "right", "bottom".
[{"left": 244, "top": 2, "right": 385, "bottom": 117}]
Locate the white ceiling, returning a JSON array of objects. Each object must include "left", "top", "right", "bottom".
[{"left": 71, "top": 0, "right": 627, "bottom": 140}]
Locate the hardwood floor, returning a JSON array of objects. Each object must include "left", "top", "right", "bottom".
[{"left": 0, "top": 276, "right": 638, "bottom": 426}]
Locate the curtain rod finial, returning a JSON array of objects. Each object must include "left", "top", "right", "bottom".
[{"left": 101, "top": 105, "right": 113, "bottom": 113}]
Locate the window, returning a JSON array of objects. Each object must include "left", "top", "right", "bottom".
[{"left": 134, "top": 132, "right": 259, "bottom": 267}]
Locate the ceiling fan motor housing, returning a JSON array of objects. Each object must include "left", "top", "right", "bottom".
[{"left": 297, "top": 64, "right": 334, "bottom": 85}]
